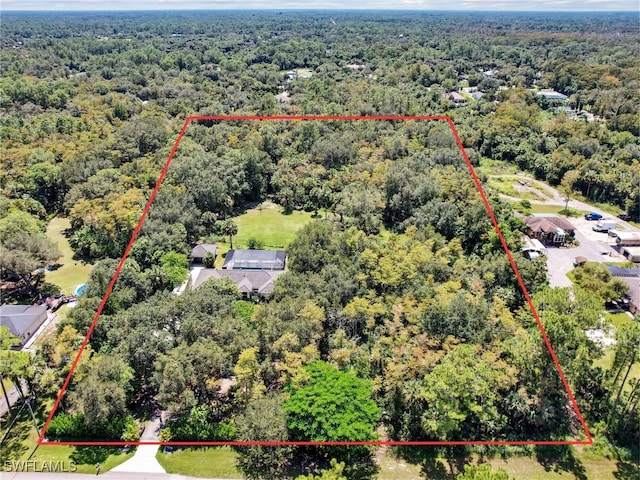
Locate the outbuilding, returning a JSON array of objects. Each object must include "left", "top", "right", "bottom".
[
  {"left": 191, "top": 244, "right": 218, "bottom": 264},
  {"left": 611, "top": 231, "right": 640, "bottom": 247}
]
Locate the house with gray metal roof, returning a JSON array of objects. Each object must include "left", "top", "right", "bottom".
[
  {"left": 191, "top": 244, "right": 218, "bottom": 264},
  {"left": 0, "top": 304, "right": 48, "bottom": 349},
  {"left": 191, "top": 269, "right": 285, "bottom": 300}
]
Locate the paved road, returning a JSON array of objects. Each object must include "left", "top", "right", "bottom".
[{"left": 0, "top": 380, "right": 28, "bottom": 419}]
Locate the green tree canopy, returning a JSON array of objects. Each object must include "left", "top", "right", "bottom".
[{"left": 283, "top": 360, "right": 379, "bottom": 442}]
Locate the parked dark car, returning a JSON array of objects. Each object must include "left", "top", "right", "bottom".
[
  {"left": 618, "top": 212, "right": 631, "bottom": 221},
  {"left": 585, "top": 212, "right": 603, "bottom": 221}
]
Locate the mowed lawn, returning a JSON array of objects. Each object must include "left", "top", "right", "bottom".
[
  {"left": 45, "top": 217, "right": 94, "bottom": 295},
  {"left": 156, "top": 447, "right": 242, "bottom": 478},
  {"left": 233, "top": 202, "right": 315, "bottom": 249}
]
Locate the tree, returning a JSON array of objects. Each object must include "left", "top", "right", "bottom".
[
  {"left": 70, "top": 354, "right": 133, "bottom": 426},
  {"left": 570, "top": 263, "right": 629, "bottom": 304},
  {"left": 216, "top": 219, "right": 238, "bottom": 249},
  {"left": 234, "top": 394, "right": 293, "bottom": 480},
  {"left": 609, "top": 322, "right": 640, "bottom": 425},
  {"left": 159, "top": 251, "right": 189, "bottom": 287},
  {"left": 287, "top": 221, "right": 340, "bottom": 274},
  {"left": 0, "top": 327, "right": 23, "bottom": 413},
  {"left": 283, "top": 361, "right": 379, "bottom": 442},
  {"left": 203, "top": 251, "right": 216, "bottom": 268},
  {"left": 419, "top": 345, "right": 516, "bottom": 440},
  {"left": 0, "top": 211, "right": 60, "bottom": 296},
  {"left": 296, "top": 459, "right": 347, "bottom": 480},
  {"left": 234, "top": 346, "right": 265, "bottom": 404},
  {"left": 456, "top": 463, "right": 512, "bottom": 480},
  {"left": 559, "top": 169, "right": 580, "bottom": 212}
]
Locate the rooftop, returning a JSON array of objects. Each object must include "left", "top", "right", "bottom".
[
  {"left": 536, "top": 90, "right": 568, "bottom": 100},
  {"left": 191, "top": 243, "right": 218, "bottom": 258},
  {"left": 0, "top": 304, "right": 48, "bottom": 339},
  {"left": 192, "top": 269, "right": 285, "bottom": 295},
  {"left": 524, "top": 215, "right": 575, "bottom": 234}
]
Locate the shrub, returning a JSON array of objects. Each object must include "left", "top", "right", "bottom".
[
  {"left": 247, "top": 237, "right": 264, "bottom": 250},
  {"left": 47, "top": 412, "right": 137, "bottom": 440}
]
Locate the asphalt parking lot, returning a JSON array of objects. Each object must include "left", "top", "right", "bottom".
[{"left": 544, "top": 216, "right": 628, "bottom": 288}]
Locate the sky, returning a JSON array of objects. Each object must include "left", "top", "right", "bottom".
[{"left": 2, "top": 0, "right": 638, "bottom": 12}]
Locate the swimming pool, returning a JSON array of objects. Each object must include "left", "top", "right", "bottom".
[{"left": 75, "top": 284, "right": 87, "bottom": 296}]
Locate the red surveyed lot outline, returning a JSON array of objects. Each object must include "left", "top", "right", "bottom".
[{"left": 39, "top": 115, "right": 593, "bottom": 447}]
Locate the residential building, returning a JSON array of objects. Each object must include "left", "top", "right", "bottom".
[
  {"left": 523, "top": 215, "right": 576, "bottom": 245},
  {"left": 191, "top": 269, "right": 285, "bottom": 300},
  {"left": 0, "top": 304, "right": 48, "bottom": 349}
]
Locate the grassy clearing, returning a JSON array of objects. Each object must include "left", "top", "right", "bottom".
[
  {"left": 528, "top": 203, "right": 589, "bottom": 217},
  {"left": 45, "top": 217, "right": 94, "bottom": 295},
  {"left": 605, "top": 312, "right": 633, "bottom": 329},
  {"left": 594, "top": 347, "right": 640, "bottom": 394},
  {"left": 0, "top": 407, "right": 133, "bottom": 473},
  {"left": 156, "top": 447, "right": 242, "bottom": 478},
  {"left": 233, "top": 203, "right": 315, "bottom": 249},
  {"left": 477, "top": 158, "right": 521, "bottom": 176},
  {"left": 210, "top": 202, "right": 315, "bottom": 268}
]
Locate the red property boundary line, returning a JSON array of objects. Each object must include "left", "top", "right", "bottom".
[{"left": 38, "top": 115, "right": 593, "bottom": 447}]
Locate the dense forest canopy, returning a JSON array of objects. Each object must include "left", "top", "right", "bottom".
[{"left": 1, "top": 10, "right": 639, "bottom": 479}]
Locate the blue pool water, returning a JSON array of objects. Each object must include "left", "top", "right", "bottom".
[{"left": 75, "top": 284, "right": 87, "bottom": 296}]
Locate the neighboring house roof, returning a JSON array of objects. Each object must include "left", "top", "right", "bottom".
[
  {"left": 536, "top": 90, "right": 568, "bottom": 101},
  {"left": 446, "top": 92, "right": 466, "bottom": 102},
  {"left": 191, "top": 244, "right": 217, "bottom": 259},
  {"left": 606, "top": 265, "right": 640, "bottom": 278},
  {"left": 192, "top": 269, "right": 285, "bottom": 294},
  {"left": 0, "top": 304, "right": 48, "bottom": 339},
  {"left": 524, "top": 215, "right": 575, "bottom": 234},
  {"left": 223, "top": 249, "right": 286, "bottom": 270}
]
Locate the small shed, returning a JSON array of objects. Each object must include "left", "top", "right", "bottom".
[{"left": 574, "top": 256, "right": 588, "bottom": 266}]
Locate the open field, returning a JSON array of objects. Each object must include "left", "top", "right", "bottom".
[
  {"left": 487, "top": 176, "right": 548, "bottom": 201},
  {"left": 232, "top": 202, "right": 315, "bottom": 249},
  {"left": 212, "top": 202, "right": 315, "bottom": 268},
  {"left": 44, "top": 217, "right": 94, "bottom": 295}
]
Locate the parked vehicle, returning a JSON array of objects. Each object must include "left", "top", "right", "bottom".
[
  {"left": 618, "top": 212, "right": 631, "bottom": 221},
  {"left": 585, "top": 212, "right": 603, "bottom": 221},
  {"left": 592, "top": 221, "right": 617, "bottom": 232}
]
